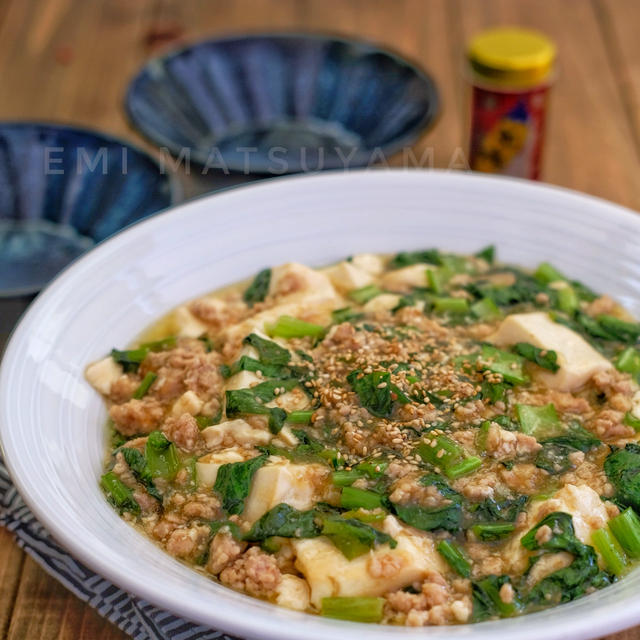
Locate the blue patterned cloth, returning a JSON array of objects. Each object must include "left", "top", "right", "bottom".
[{"left": 0, "top": 456, "right": 235, "bottom": 640}]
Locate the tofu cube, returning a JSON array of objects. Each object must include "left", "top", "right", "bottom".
[
  {"left": 85, "top": 356, "right": 123, "bottom": 395},
  {"left": 380, "top": 264, "right": 432, "bottom": 292},
  {"left": 201, "top": 419, "right": 271, "bottom": 449},
  {"left": 293, "top": 515, "right": 447, "bottom": 608},
  {"left": 196, "top": 447, "right": 250, "bottom": 487},
  {"left": 324, "top": 261, "right": 374, "bottom": 294},
  {"left": 242, "top": 458, "right": 332, "bottom": 523},
  {"left": 171, "top": 305, "right": 209, "bottom": 338},
  {"left": 363, "top": 293, "right": 401, "bottom": 313},
  {"left": 351, "top": 253, "right": 385, "bottom": 276},
  {"left": 488, "top": 312, "right": 612, "bottom": 391},
  {"left": 171, "top": 390, "right": 204, "bottom": 416}
]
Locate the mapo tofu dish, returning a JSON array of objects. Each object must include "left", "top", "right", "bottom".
[{"left": 87, "top": 247, "right": 640, "bottom": 625}]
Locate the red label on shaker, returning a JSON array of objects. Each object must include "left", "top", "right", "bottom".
[{"left": 469, "top": 85, "right": 549, "bottom": 180}]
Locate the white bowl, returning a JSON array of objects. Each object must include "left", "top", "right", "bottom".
[{"left": 2, "top": 169, "right": 640, "bottom": 640}]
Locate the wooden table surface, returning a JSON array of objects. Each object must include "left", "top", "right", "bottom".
[{"left": 1, "top": 0, "right": 639, "bottom": 638}]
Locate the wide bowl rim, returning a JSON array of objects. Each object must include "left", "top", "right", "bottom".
[
  {"left": 2, "top": 169, "right": 640, "bottom": 640},
  {"left": 124, "top": 30, "right": 440, "bottom": 173}
]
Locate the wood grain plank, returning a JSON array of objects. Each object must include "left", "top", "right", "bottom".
[
  {"left": 595, "top": 0, "right": 640, "bottom": 162},
  {"left": 451, "top": 0, "right": 640, "bottom": 210},
  {"left": 7, "top": 554, "right": 127, "bottom": 640},
  {"left": 0, "top": 530, "right": 26, "bottom": 638}
]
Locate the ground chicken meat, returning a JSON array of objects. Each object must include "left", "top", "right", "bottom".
[
  {"left": 163, "top": 413, "right": 203, "bottom": 453},
  {"left": 219, "top": 547, "right": 282, "bottom": 598},
  {"left": 485, "top": 423, "right": 541, "bottom": 460},
  {"left": 207, "top": 530, "right": 248, "bottom": 575},
  {"left": 165, "top": 524, "right": 210, "bottom": 561},
  {"left": 110, "top": 398, "right": 165, "bottom": 436}
]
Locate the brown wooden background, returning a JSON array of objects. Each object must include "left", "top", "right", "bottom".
[{"left": 1, "top": 0, "right": 639, "bottom": 638}]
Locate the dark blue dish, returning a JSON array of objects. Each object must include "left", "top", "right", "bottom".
[
  {"left": 0, "top": 122, "right": 179, "bottom": 297},
  {"left": 125, "top": 33, "right": 439, "bottom": 174}
]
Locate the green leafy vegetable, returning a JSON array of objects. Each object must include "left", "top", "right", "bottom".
[
  {"left": 347, "top": 369, "right": 393, "bottom": 418},
  {"left": 516, "top": 403, "right": 563, "bottom": 439},
  {"left": 472, "top": 575, "right": 521, "bottom": 620},
  {"left": 331, "top": 307, "right": 364, "bottom": 324},
  {"left": 388, "top": 249, "right": 441, "bottom": 269},
  {"left": 471, "top": 298, "right": 502, "bottom": 320},
  {"left": 214, "top": 454, "right": 267, "bottom": 515},
  {"left": 348, "top": 284, "right": 382, "bottom": 304},
  {"left": 437, "top": 540, "right": 471, "bottom": 577},
  {"left": 597, "top": 315, "right": 640, "bottom": 344},
  {"left": 243, "top": 268, "right": 271, "bottom": 306},
  {"left": 534, "top": 262, "right": 566, "bottom": 285},
  {"left": 475, "top": 245, "right": 495, "bottom": 264},
  {"left": 320, "top": 515, "right": 396, "bottom": 559},
  {"left": 243, "top": 333, "right": 291, "bottom": 365},
  {"left": 132, "top": 372, "right": 157, "bottom": 399},
  {"left": 608, "top": 507, "right": 640, "bottom": 558},
  {"left": 321, "top": 597, "right": 385, "bottom": 623},
  {"left": 121, "top": 447, "right": 161, "bottom": 501},
  {"left": 591, "top": 527, "right": 628, "bottom": 576},
  {"left": 514, "top": 342, "right": 559, "bottom": 372},
  {"left": 340, "top": 486, "right": 384, "bottom": 511},
  {"left": 471, "top": 523, "right": 515, "bottom": 541},
  {"left": 101, "top": 471, "right": 140, "bottom": 515},
  {"left": 480, "top": 345, "right": 529, "bottom": 385},
  {"left": 245, "top": 503, "right": 320, "bottom": 541},
  {"left": 145, "top": 431, "right": 180, "bottom": 480},
  {"left": 433, "top": 297, "right": 469, "bottom": 315},
  {"left": 521, "top": 512, "right": 610, "bottom": 605},
  {"left": 604, "top": 444, "right": 640, "bottom": 512},
  {"left": 266, "top": 315, "right": 325, "bottom": 339},
  {"left": 615, "top": 347, "right": 640, "bottom": 378}
]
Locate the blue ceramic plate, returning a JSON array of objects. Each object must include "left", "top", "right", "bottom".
[
  {"left": 125, "top": 33, "right": 439, "bottom": 173},
  {"left": 0, "top": 122, "right": 180, "bottom": 297}
]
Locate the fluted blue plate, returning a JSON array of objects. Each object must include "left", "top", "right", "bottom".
[
  {"left": 0, "top": 122, "right": 180, "bottom": 297},
  {"left": 125, "top": 33, "right": 439, "bottom": 173}
]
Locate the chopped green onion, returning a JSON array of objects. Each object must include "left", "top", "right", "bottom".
[
  {"left": 471, "top": 522, "right": 515, "bottom": 541},
  {"left": 556, "top": 285, "right": 579, "bottom": 315},
  {"left": 140, "top": 336, "right": 177, "bottom": 351},
  {"left": 132, "top": 372, "right": 157, "bottom": 399},
  {"left": 592, "top": 527, "right": 628, "bottom": 576},
  {"left": 287, "top": 410, "right": 314, "bottom": 424},
  {"left": 446, "top": 456, "right": 482, "bottom": 479},
  {"left": 266, "top": 315, "right": 325, "bottom": 339},
  {"left": 340, "top": 486, "right": 384, "bottom": 511},
  {"left": 437, "top": 540, "right": 471, "bottom": 577},
  {"left": 615, "top": 347, "right": 640, "bottom": 378},
  {"left": 433, "top": 297, "right": 469, "bottom": 315},
  {"left": 321, "top": 597, "right": 385, "bottom": 623},
  {"left": 348, "top": 285, "right": 382, "bottom": 305},
  {"left": 516, "top": 403, "right": 563, "bottom": 439},
  {"left": 623, "top": 411, "right": 640, "bottom": 431},
  {"left": 470, "top": 298, "right": 502, "bottom": 320},
  {"left": 608, "top": 507, "right": 640, "bottom": 558},
  {"left": 534, "top": 262, "right": 566, "bottom": 284}
]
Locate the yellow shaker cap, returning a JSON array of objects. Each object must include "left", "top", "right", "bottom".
[{"left": 468, "top": 27, "right": 556, "bottom": 87}]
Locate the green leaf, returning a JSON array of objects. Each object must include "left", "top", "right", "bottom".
[
  {"left": 214, "top": 454, "right": 267, "bottom": 515},
  {"left": 615, "top": 347, "right": 640, "bottom": 378},
  {"left": 437, "top": 540, "right": 471, "bottom": 577},
  {"left": 145, "top": 431, "right": 180, "bottom": 480},
  {"left": 340, "top": 487, "right": 384, "bottom": 511},
  {"left": 392, "top": 502, "right": 462, "bottom": 533},
  {"left": 243, "top": 268, "right": 271, "bottom": 306},
  {"left": 597, "top": 315, "right": 640, "bottom": 344},
  {"left": 321, "top": 597, "right": 385, "bottom": 623},
  {"left": 514, "top": 342, "right": 560, "bottom": 372},
  {"left": 266, "top": 315, "right": 325, "bottom": 339},
  {"left": 472, "top": 575, "right": 522, "bottom": 620},
  {"left": 604, "top": 444, "right": 640, "bottom": 512},
  {"left": 534, "top": 262, "right": 566, "bottom": 285},
  {"left": 388, "top": 249, "right": 442, "bottom": 269},
  {"left": 243, "top": 333, "right": 291, "bottom": 365},
  {"left": 480, "top": 345, "right": 529, "bottom": 385},
  {"left": 331, "top": 307, "right": 364, "bottom": 324},
  {"left": 475, "top": 245, "right": 495, "bottom": 264},
  {"left": 132, "top": 372, "right": 157, "bottom": 399},
  {"left": 245, "top": 503, "right": 320, "bottom": 541},
  {"left": 320, "top": 515, "right": 396, "bottom": 559},
  {"left": 121, "top": 447, "right": 161, "bottom": 501},
  {"left": 347, "top": 369, "right": 393, "bottom": 418},
  {"left": 348, "top": 285, "right": 382, "bottom": 305},
  {"left": 101, "top": 471, "right": 140, "bottom": 515},
  {"left": 516, "top": 403, "right": 563, "bottom": 439}
]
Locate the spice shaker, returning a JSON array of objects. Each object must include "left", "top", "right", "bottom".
[{"left": 466, "top": 27, "right": 556, "bottom": 180}]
